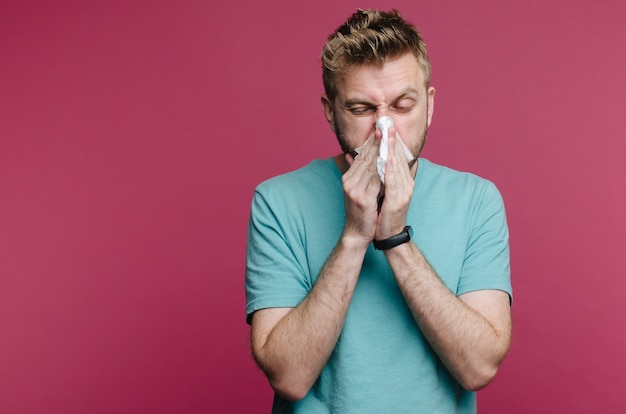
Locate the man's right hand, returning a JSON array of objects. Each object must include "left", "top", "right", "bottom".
[{"left": 341, "top": 132, "right": 382, "bottom": 249}]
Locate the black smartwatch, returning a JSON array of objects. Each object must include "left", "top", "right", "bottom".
[{"left": 373, "top": 226, "right": 413, "bottom": 250}]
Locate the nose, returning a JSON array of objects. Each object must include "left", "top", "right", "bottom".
[
  {"left": 376, "top": 108, "right": 392, "bottom": 119},
  {"left": 376, "top": 115, "right": 394, "bottom": 132}
]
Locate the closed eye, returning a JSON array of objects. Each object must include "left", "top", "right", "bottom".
[
  {"left": 392, "top": 99, "right": 416, "bottom": 114},
  {"left": 348, "top": 106, "right": 376, "bottom": 116}
]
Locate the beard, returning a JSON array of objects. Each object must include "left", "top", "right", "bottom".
[
  {"left": 334, "top": 110, "right": 429, "bottom": 163},
  {"left": 334, "top": 116, "right": 355, "bottom": 157}
]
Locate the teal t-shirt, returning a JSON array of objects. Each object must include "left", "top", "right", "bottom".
[{"left": 246, "top": 158, "right": 512, "bottom": 414}]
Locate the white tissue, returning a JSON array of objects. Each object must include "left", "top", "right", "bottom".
[{"left": 354, "top": 116, "right": 414, "bottom": 183}]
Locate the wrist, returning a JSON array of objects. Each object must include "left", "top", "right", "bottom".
[
  {"left": 374, "top": 226, "right": 413, "bottom": 250},
  {"left": 339, "top": 231, "right": 372, "bottom": 253}
]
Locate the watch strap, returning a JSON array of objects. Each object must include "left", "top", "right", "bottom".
[{"left": 373, "top": 226, "right": 412, "bottom": 250}]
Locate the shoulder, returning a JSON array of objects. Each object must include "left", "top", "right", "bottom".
[
  {"left": 251, "top": 158, "right": 343, "bottom": 220},
  {"left": 419, "top": 158, "right": 498, "bottom": 191},
  {"left": 419, "top": 158, "right": 503, "bottom": 202},
  {"left": 254, "top": 158, "right": 341, "bottom": 204},
  {"left": 256, "top": 158, "right": 339, "bottom": 193}
]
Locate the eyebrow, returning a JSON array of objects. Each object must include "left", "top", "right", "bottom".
[
  {"left": 342, "top": 89, "right": 420, "bottom": 107},
  {"left": 342, "top": 99, "right": 374, "bottom": 108}
]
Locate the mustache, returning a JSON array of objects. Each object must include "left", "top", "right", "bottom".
[{"left": 345, "top": 130, "right": 428, "bottom": 164}]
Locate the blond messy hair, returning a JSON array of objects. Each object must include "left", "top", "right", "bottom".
[{"left": 321, "top": 9, "right": 431, "bottom": 102}]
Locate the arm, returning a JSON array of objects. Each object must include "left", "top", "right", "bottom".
[
  {"left": 250, "top": 137, "right": 382, "bottom": 401},
  {"left": 251, "top": 237, "right": 365, "bottom": 401},
  {"left": 385, "top": 243, "right": 511, "bottom": 391},
  {"left": 379, "top": 132, "right": 511, "bottom": 391}
]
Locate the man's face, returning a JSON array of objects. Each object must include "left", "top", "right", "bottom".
[{"left": 322, "top": 53, "right": 435, "bottom": 159}]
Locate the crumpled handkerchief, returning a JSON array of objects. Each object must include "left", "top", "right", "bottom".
[{"left": 354, "top": 116, "right": 414, "bottom": 183}]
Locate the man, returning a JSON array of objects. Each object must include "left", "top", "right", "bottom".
[{"left": 246, "top": 9, "right": 512, "bottom": 413}]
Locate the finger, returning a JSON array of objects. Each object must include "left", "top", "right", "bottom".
[
  {"left": 384, "top": 134, "right": 412, "bottom": 195},
  {"left": 345, "top": 152, "right": 381, "bottom": 198},
  {"left": 345, "top": 149, "right": 376, "bottom": 187},
  {"left": 345, "top": 152, "right": 356, "bottom": 166},
  {"left": 388, "top": 128, "right": 403, "bottom": 160},
  {"left": 361, "top": 131, "right": 379, "bottom": 154},
  {"left": 348, "top": 158, "right": 380, "bottom": 194},
  {"left": 387, "top": 125, "right": 397, "bottom": 140},
  {"left": 391, "top": 132, "right": 411, "bottom": 173},
  {"left": 353, "top": 134, "right": 381, "bottom": 170},
  {"left": 395, "top": 131, "right": 409, "bottom": 162}
]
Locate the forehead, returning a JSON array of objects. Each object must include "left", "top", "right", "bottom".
[{"left": 335, "top": 53, "right": 426, "bottom": 101}]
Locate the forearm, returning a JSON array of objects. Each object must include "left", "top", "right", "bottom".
[
  {"left": 386, "top": 242, "right": 511, "bottom": 391},
  {"left": 252, "top": 236, "right": 367, "bottom": 400}
]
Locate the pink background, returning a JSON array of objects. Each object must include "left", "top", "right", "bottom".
[{"left": 1, "top": 0, "right": 625, "bottom": 412}]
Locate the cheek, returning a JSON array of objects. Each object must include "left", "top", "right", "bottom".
[
  {"left": 396, "top": 117, "right": 421, "bottom": 136},
  {"left": 342, "top": 117, "right": 375, "bottom": 142},
  {"left": 409, "top": 111, "right": 428, "bottom": 132}
]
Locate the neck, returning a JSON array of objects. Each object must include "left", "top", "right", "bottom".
[{"left": 334, "top": 154, "right": 350, "bottom": 174}]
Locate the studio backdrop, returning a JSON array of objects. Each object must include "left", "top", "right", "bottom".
[{"left": 1, "top": 0, "right": 625, "bottom": 412}]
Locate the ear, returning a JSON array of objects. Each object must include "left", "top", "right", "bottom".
[
  {"left": 426, "top": 86, "right": 435, "bottom": 127},
  {"left": 321, "top": 94, "right": 336, "bottom": 132}
]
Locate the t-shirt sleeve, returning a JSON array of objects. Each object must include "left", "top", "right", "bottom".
[
  {"left": 245, "top": 188, "right": 311, "bottom": 324},
  {"left": 457, "top": 181, "right": 512, "bottom": 301}
]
